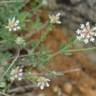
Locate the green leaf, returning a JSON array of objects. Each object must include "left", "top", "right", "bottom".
[
  {"left": 31, "top": 40, "right": 38, "bottom": 48},
  {"left": 18, "top": 12, "right": 30, "bottom": 23},
  {"left": 29, "top": 17, "right": 42, "bottom": 31},
  {"left": 0, "top": 52, "right": 12, "bottom": 65},
  {"left": 0, "top": 81, "right": 6, "bottom": 88}
]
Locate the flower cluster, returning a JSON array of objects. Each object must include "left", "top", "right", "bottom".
[
  {"left": 76, "top": 22, "right": 96, "bottom": 44},
  {"left": 15, "top": 37, "right": 26, "bottom": 46},
  {"left": 42, "top": 0, "right": 48, "bottom": 6},
  {"left": 10, "top": 67, "right": 23, "bottom": 82},
  {"left": 37, "top": 76, "right": 50, "bottom": 90},
  {"left": 49, "top": 13, "right": 61, "bottom": 24},
  {"left": 6, "top": 17, "right": 20, "bottom": 32}
]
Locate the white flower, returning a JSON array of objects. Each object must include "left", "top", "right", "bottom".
[
  {"left": 6, "top": 17, "right": 20, "bottom": 32},
  {"left": 37, "top": 77, "right": 50, "bottom": 90},
  {"left": 76, "top": 22, "right": 96, "bottom": 44},
  {"left": 10, "top": 67, "right": 23, "bottom": 81},
  {"left": 49, "top": 13, "right": 61, "bottom": 24},
  {"left": 42, "top": 0, "right": 48, "bottom": 6},
  {"left": 15, "top": 37, "right": 26, "bottom": 46}
]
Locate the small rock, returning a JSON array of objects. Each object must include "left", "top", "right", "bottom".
[
  {"left": 63, "top": 82, "right": 73, "bottom": 94},
  {"left": 53, "top": 86, "right": 62, "bottom": 96}
]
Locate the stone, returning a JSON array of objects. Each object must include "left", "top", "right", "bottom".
[{"left": 63, "top": 82, "right": 73, "bottom": 94}]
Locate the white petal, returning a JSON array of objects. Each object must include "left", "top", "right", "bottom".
[
  {"left": 18, "top": 72, "right": 23, "bottom": 76},
  {"left": 18, "top": 77, "right": 22, "bottom": 81},
  {"left": 16, "top": 20, "right": 19, "bottom": 24},
  {"left": 46, "top": 83, "right": 49, "bottom": 87},
  {"left": 92, "top": 27, "right": 96, "bottom": 31},
  {"left": 90, "top": 37, "right": 95, "bottom": 42},
  {"left": 76, "top": 36, "right": 82, "bottom": 40},
  {"left": 10, "top": 77, "right": 15, "bottom": 81},
  {"left": 42, "top": 0, "right": 48, "bottom": 5},
  {"left": 86, "top": 22, "right": 90, "bottom": 30},
  {"left": 82, "top": 28, "right": 86, "bottom": 33},
  {"left": 81, "top": 34, "right": 85, "bottom": 38},
  {"left": 9, "top": 28, "right": 12, "bottom": 32},
  {"left": 56, "top": 21, "right": 61, "bottom": 24},
  {"left": 90, "top": 32, "right": 94, "bottom": 35},
  {"left": 86, "top": 34, "right": 91, "bottom": 38},
  {"left": 19, "top": 69, "right": 23, "bottom": 72},
  {"left": 84, "top": 39, "right": 89, "bottom": 44},
  {"left": 48, "top": 14, "right": 51, "bottom": 19},
  {"left": 40, "top": 86, "right": 44, "bottom": 90},
  {"left": 12, "top": 17, "right": 16, "bottom": 22},
  {"left": 80, "top": 24, "right": 85, "bottom": 29},
  {"left": 8, "top": 18, "right": 11, "bottom": 23},
  {"left": 50, "top": 19, "right": 54, "bottom": 23},
  {"left": 47, "top": 79, "right": 50, "bottom": 82},
  {"left": 86, "top": 22, "right": 90, "bottom": 26},
  {"left": 56, "top": 13, "right": 61, "bottom": 17},
  {"left": 76, "top": 29, "right": 81, "bottom": 34},
  {"left": 17, "top": 26, "right": 21, "bottom": 30},
  {"left": 37, "top": 82, "right": 41, "bottom": 87},
  {"left": 13, "top": 28, "right": 17, "bottom": 31},
  {"left": 94, "top": 33, "right": 96, "bottom": 36},
  {"left": 15, "top": 74, "right": 18, "bottom": 78}
]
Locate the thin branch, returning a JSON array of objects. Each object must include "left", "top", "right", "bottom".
[
  {"left": 62, "top": 68, "right": 81, "bottom": 74},
  {"left": 47, "top": 39, "right": 77, "bottom": 61},
  {"left": 65, "top": 47, "right": 96, "bottom": 53},
  {"left": 0, "top": 46, "right": 20, "bottom": 82},
  {"left": 25, "top": 21, "right": 49, "bottom": 39},
  {"left": 31, "top": 22, "right": 51, "bottom": 53},
  {"left": 8, "top": 84, "right": 35, "bottom": 94}
]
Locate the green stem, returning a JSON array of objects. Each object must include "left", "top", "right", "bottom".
[
  {"left": 31, "top": 1, "right": 43, "bottom": 16},
  {"left": 66, "top": 47, "right": 96, "bottom": 53},
  {"left": 47, "top": 39, "right": 77, "bottom": 60},
  {"left": 48, "top": 46, "right": 96, "bottom": 61},
  {"left": 31, "top": 22, "right": 52, "bottom": 52}
]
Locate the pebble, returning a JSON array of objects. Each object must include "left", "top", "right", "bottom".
[{"left": 63, "top": 82, "right": 73, "bottom": 94}]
